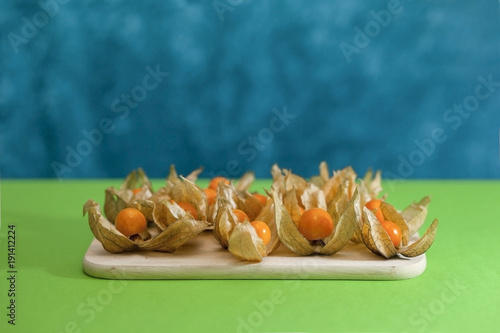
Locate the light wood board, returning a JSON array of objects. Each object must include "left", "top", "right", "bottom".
[{"left": 83, "top": 230, "right": 426, "bottom": 280}]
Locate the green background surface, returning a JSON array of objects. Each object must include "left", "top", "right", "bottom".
[{"left": 0, "top": 179, "right": 499, "bottom": 333}]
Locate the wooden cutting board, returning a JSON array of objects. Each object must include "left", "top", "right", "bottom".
[{"left": 83, "top": 231, "right": 427, "bottom": 280}]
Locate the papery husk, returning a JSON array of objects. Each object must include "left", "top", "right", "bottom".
[
  {"left": 361, "top": 204, "right": 439, "bottom": 259},
  {"left": 121, "top": 167, "right": 152, "bottom": 190},
  {"left": 309, "top": 161, "right": 330, "bottom": 188},
  {"left": 274, "top": 190, "right": 315, "bottom": 255},
  {"left": 214, "top": 192, "right": 280, "bottom": 260},
  {"left": 326, "top": 185, "right": 349, "bottom": 223},
  {"left": 270, "top": 164, "right": 309, "bottom": 204},
  {"left": 398, "top": 219, "right": 439, "bottom": 257},
  {"left": 104, "top": 187, "right": 132, "bottom": 224},
  {"left": 228, "top": 222, "right": 267, "bottom": 262},
  {"left": 321, "top": 165, "right": 357, "bottom": 204},
  {"left": 284, "top": 169, "right": 309, "bottom": 201},
  {"left": 130, "top": 199, "right": 156, "bottom": 224},
  {"left": 148, "top": 187, "right": 171, "bottom": 205},
  {"left": 139, "top": 216, "right": 208, "bottom": 252},
  {"left": 319, "top": 189, "right": 359, "bottom": 255},
  {"left": 401, "top": 196, "right": 431, "bottom": 237},
  {"left": 104, "top": 168, "right": 154, "bottom": 223},
  {"left": 185, "top": 166, "right": 204, "bottom": 183},
  {"left": 256, "top": 191, "right": 281, "bottom": 254},
  {"left": 328, "top": 182, "right": 364, "bottom": 244},
  {"left": 84, "top": 200, "right": 136, "bottom": 253},
  {"left": 164, "top": 167, "right": 208, "bottom": 222},
  {"left": 84, "top": 199, "right": 207, "bottom": 253},
  {"left": 271, "top": 164, "right": 285, "bottom": 183},
  {"left": 301, "top": 183, "right": 327, "bottom": 211},
  {"left": 235, "top": 190, "right": 264, "bottom": 221},
  {"left": 274, "top": 189, "right": 359, "bottom": 256},
  {"left": 234, "top": 171, "right": 256, "bottom": 193},
  {"left": 282, "top": 188, "right": 302, "bottom": 228},
  {"left": 213, "top": 197, "right": 237, "bottom": 248},
  {"left": 133, "top": 199, "right": 194, "bottom": 232},
  {"left": 380, "top": 201, "right": 410, "bottom": 246},
  {"left": 211, "top": 179, "right": 264, "bottom": 223},
  {"left": 361, "top": 207, "right": 398, "bottom": 258},
  {"left": 357, "top": 168, "right": 383, "bottom": 206},
  {"left": 347, "top": 169, "right": 383, "bottom": 244}
]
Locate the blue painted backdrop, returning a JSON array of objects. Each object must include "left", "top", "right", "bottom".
[{"left": 1, "top": 0, "right": 499, "bottom": 179}]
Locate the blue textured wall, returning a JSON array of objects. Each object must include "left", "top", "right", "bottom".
[{"left": 1, "top": 0, "right": 499, "bottom": 179}]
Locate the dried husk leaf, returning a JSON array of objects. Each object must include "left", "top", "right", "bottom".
[
  {"left": 166, "top": 164, "right": 179, "bottom": 183},
  {"left": 104, "top": 187, "right": 132, "bottom": 223},
  {"left": 186, "top": 166, "right": 204, "bottom": 182},
  {"left": 131, "top": 199, "right": 155, "bottom": 223},
  {"left": 228, "top": 222, "right": 267, "bottom": 262},
  {"left": 350, "top": 170, "right": 383, "bottom": 243},
  {"left": 213, "top": 191, "right": 278, "bottom": 258},
  {"left": 211, "top": 176, "right": 263, "bottom": 222},
  {"left": 380, "top": 201, "right": 410, "bottom": 247},
  {"left": 358, "top": 169, "right": 383, "bottom": 206},
  {"left": 361, "top": 207, "right": 398, "bottom": 258},
  {"left": 168, "top": 176, "right": 208, "bottom": 222},
  {"left": 235, "top": 190, "right": 263, "bottom": 221},
  {"left": 321, "top": 166, "right": 357, "bottom": 203},
  {"left": 213, "top": 197, "right": 237, "bottom": 248},
  {"left": 149, "top": 199, "right": 170, "bottom": 231},
  {"left": 148, "top": 187, "right": 171, "bottom": 205},
  {"left": 301, "top": 183, "right": 327, "bottom": 211},
  {"left": 210, "top": 181, "right": 239, "bottom": 225},
  {"left": 255, "top": 194, "right": 281, "bottom": 254},
  {"left": 85, "top": 193, "right": 208, "bottom": 254},
  {"left": 163, "top": 165, "right": 211, "bottom": 224},
  {"left": 140, "top": 217, "right": 208, "bottom": 252},
  {"left": 120, "top": 167, "right": 152, "bottom": 190},
  {"left": 216, "top": 181, "right": 239, "bottom": 209},
  {"left": 283, "top": 170, "right": 308, "bottom": 204},
  {"left": 136, "top": 230, "right": 152, "bottom": 241},
  {"left": 309, "top": 161, "right": 330, "bottom": 188},
  {"left": 330, "top": 184, "right": 362, "bottom": 244},
  {"left": 319, "top": 189, "right": 359, "bottom": 255},
  {"left": 282, "top": 188, "right": 302, "bottom": 228},
  {"left": 326, "top": 184, "right": 349, "bottom": 224},
  {"left": 273, "top": 191, "right": 316, "bottom": 255},
  {"left": 235, "top": 171, "right": 256, "bottom": 193},
  {"left": 401, "top": 196, "right": 431, "bottom": 237},
  {"left": 84, "top": 199, "right": 135, "bottom": 253},
  {"left": 271, "top": 163, "right": 285, "bottom": 183},
  {"left": 399, "top": 218, "right": 439, "bottom": 257},
  {"left": 135, "top": 199, "right": 189, "bottom": 232},
  {"left": 210, "top": 183, "right": 237, "bottom": 232},
  {"left": 103, "top": 168, "right": 153, "bottom": 223}
]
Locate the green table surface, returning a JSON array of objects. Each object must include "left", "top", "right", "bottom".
[{"left": 1, "top": 179, "right": 499, "bottom": 333}]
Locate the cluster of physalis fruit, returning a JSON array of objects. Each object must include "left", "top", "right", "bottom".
[{"left": 83, "top": 162, "right": 438, "bottom": 261}]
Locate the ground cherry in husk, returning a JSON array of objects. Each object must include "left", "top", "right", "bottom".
[
  {"left": 252, "top": 193, "right": 267, "bottom": 206},
  {"left": 208, "top": 177, "right": 230, "bottom": 190},
  {"left": 115, "top": 208, "right": 147, "bottom": 237},
  {"left": 177, "top": 201, "right": 198, "bottom": 219},
  {"left": 381, "top": 220, "right": 402, "bottom": 247},
  {"left": 233, "top": 209, "right": 250, "bottom": 223},
  {"left": 203, "top": 188, "right": 217, "bottom": 206},
  {"left": 365, "top": 199, "right": 385, "bottom": 222},
  {"left": 298, "top": 208, "right": 334, "bottom": 241}
]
